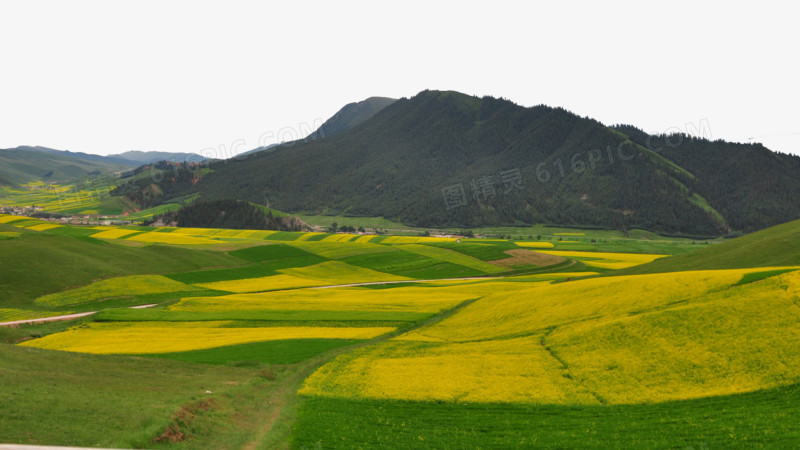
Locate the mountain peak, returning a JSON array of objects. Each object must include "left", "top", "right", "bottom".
[{"left": 311, "top": 96, "right": 397, "bottom": 139}]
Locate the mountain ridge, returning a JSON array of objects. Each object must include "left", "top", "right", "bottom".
[{"left": 89, "top": 90, "right": 800, "bottom": 235}]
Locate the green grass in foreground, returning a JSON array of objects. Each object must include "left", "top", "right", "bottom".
[
  {"left": 293, "top": 382, "right": 800, "bottom": 449},
  {"left": 0, "top": 344, "right": 267, "bottom": 448},
  {"left": 146, "top": 338, "right": 361, "bottom": 366}
]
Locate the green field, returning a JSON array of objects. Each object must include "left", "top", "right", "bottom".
[
  {"left": 2, "top": 214, "right": 800, "bottom": 448},
  {"left": 294, "top": 384, "right": 800, "bottom": 448}
]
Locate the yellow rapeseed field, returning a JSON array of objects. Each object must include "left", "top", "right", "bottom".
[
  {"left": 36, "top": 275, "right": 198, "bottom": 307},
  {"left": 299, "top": 337, "right": 599, "bottom": 404},
  {"left": 170, "top": 227, "right": 231, "bottom": 236},
  {"left": 25, "top": 223, "right": 61, "bottom": 231},
  {"left": 0, "top": 214, "right": 30, "bottom": 223},
  {"left": 321, "top": 234, "right": 360, "bottom": 242},
  {"left": 195, "top": 274, "right": 321, "bottom": 293},
  {"left": 413, "top": 268, "right": 763, "bottom": 342},
  {"left": 379, "top": 236, "right": 456, "bottom": 244},
  {"left": 545, "top": 269, "right": 800, "bottom": 404},
  {"left": 19, "top": 321, "right": 396, "bottom": 354},
  {"left": 397, "top": 244, "right": 506, "bottom": 273},
  {"left": 295, "top": 232, "right": 326, "bottom": 241},
  {"left": 197, "top": 262, "right": 410, "bottom": 293},
  {"left": 90, "top": 228, "right": 142, "bottom": 239},
  {"left": 125, "top": 231, "right": 221, "bottom": 245},
  {"left": 284, "top": 241, "right": 395, "bottom": 259},
  {"left": 172, "top": 285, "right": 477, "bottom": 313},
  {"left": 301, "top": 268, "right": 800, "bottom": 405},
  {"left": 514, "top": 241, "right": 556, "bottom": 248},
  {"left": 535, "top": 250, "right": 667, "bottom": 269},
  {"left": 281, "top": 261, "right": 410, "bottom": 284}
]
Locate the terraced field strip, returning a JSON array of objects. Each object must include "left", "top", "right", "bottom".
[
  {"left": 535, "top": 250, "right": 668, "bottom": 269},
  {"left": 19, "top": 321, "right": 397, "bottom": 354}
]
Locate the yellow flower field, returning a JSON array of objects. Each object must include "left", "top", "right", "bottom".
[
  {"left": 170, "top": 227, "right": 220, "bottom": 235},
  {"left": 172, "top": 285, "right": 477, "bottom": 313},
  {"left": 413, "top": 268, "right": 768, "bottom": 342},
  {"left": 299, "top": 337, "right": 599, "bottom": 404},
  {"left": 195, "top": 274, "right": 323, "bottom": 293},
  {"left": 535, "top": 250, "right": 667, "bottom": 269},
  {"left": 239, "top": 230, "right": 278, "bottom": 240},
  {"left": 321, "top": 234, "right": 359, "bottom": 242},
  {"left": 125, "top": 231, "right": 221, "bottom": 245},
  {"left": 25, "top": 223, "right": 61, "bottom": 231},
  {"left": 36, "top": 275, "right": 198, "bottom": 307},
  {"left": 300, "top": 268, "right": 800, "bottom": 405},
  {"left": 90, "top": 228, "right": 142, "bottom": 239},
  {"left": 281, "top": 261, "right": 410, "bottom": 284},
  {"left": 379, "top": 236, "right": 456, "bottom": 244},
  {"left": 0, "top": 214, "right": 30, "bottom": 223},
  {"left": 295, "top": 232, "right": 325, "bottom": 241},
  {"left": 545, "top": 269, "right": 800, "bottom": 404},
  {"left": 397, "top": 244, "right": 506, "bottom": 273},
  {"left": 514, "top": 241, "right": 556, "bottom": 248},
  {"left": 19, "top": 321, "right": 396, "bottom": 354},
  {"left": 197, "top": 261, "right": 410, "bottom": 293},
  {"left": 285, "top": 241, "right": 395, "bottom": 259}
]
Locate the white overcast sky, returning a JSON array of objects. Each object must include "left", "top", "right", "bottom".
[{"left": 1, "top": 1, "right": 798, "bottom": 156}]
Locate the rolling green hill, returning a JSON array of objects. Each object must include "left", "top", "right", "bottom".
[
  {"left": 622, "top": 218, "right": 800, "bottom": 274},
  {"left": 0, "top": 146, "right": 131, "bottom": 186},
  {"left": 118, "top": 90, "right": 800, "bottom": 236}
]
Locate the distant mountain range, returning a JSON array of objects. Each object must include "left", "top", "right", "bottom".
[
  {"left": 0, "top": 146, "right": 212, "bottom": 186},
  {"left": 110, "top": 150, "right": 211, "bottom": 165},
  {"left": 6, "top": 91, "right": 800, "bottom": 236},
  {"left": 115, "top": 90, "right": 800, "bottom": 235}
]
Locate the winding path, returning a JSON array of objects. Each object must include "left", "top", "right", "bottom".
[{"left": 0, "top": 311, "right": 97, "bottom": 327}]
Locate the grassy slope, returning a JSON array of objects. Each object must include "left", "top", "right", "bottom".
[
  {"left": 0, "top": 148, "right": 129, "bottom": 186},
  {"left": 0, "top": 224, "right": 244, "bottom": 309},
  {"left": 622, "top": 218, "right": 800, "bottom": 274},
  {"left": 0, "top": 345, "right": 266, "bottom": 448}
]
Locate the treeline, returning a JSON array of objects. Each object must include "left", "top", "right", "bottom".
[
  {"left": 112, "top": 161, "right": 207, "bottom": 209},
  {"left": 145, "top": 198, "right": 302, "bottom": 231}
]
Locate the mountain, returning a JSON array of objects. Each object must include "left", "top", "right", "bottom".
[
  {"left": 111, "top": 150, "right": 210, "bottom": 165},
  {"left": 0, "top": 146, "right": 132, "bottom": 186},
  {"left": 114, "top": 90, "right": 800, "bottom": 235},
  {"left": 235, "top": 97, "right": 396, "bottom": 158},
  {"left": 309, "top": 96, "right": 397, "bottom": 139},
  {"left": 233, "top": 143, "right": 280, "bottom": 158}
]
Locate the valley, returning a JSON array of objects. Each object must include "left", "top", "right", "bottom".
[{"left": 2, "top": 213, "right": 799, "bottom": 448}]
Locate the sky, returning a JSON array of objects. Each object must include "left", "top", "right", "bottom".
[{"left": 1, "top": 1, "right": 798, "bottom": 157}]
